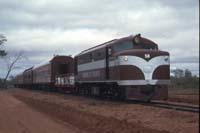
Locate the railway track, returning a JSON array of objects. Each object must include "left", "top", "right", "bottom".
[
  {"left": 17, "top": 88, "right": 199, "bottom": 113},
  {"left": 127, "top": 100, "right": 199, "bottom": 113}
]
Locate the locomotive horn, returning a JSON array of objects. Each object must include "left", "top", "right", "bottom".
[{"left": 136, "top": 33, "right": 141, "bottom": 37}]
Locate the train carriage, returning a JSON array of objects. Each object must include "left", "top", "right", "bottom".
[
  {"left": 23, "top": 67, "right": 33, "bottom": 88},
  {"left": 75, "top": 34, "right": 170, "bottom": 101},
  {"left": 16, "top": 55, "right": 74, "bottom": 92},
  {"left": 13, "top": 73, "right": 24, "bottom": 88},
  {"left": 32, "top": 55, "right": 74, "bottom": 91}
]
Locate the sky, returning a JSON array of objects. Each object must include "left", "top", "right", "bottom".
[{"left": 0, "top": 0, "right": 199, "bottom": 78}]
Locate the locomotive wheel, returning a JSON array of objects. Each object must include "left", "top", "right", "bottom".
[
  {"left": 99, "top": 87, "right": 106, "bottom": 99},
  {"left": 119, "top": 87, "right": 126, "bottom": 100},
  {"left": 142, "top": 91, "right": 155, "bottom": 102}
]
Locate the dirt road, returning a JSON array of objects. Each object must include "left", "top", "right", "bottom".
[{"left": 0, "top": 92, "right": 79, "bottom": 133}]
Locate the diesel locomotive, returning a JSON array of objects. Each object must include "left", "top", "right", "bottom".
[{"left": 13, "top": 34, "right": 170, "bottom": 101}]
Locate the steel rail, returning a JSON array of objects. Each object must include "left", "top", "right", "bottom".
[{"left": 126, "top": 100, "right": 199, "bottom": 113}]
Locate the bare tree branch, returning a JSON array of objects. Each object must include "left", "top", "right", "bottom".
[{"left": 2, "top": 51, "right": 25, "bottom": 88}]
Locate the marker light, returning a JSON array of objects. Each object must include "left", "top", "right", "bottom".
[
  {"left": 134, "top": 34, "right": 141, "bottom": 44},
  {"left": 164, "top": 56, "right": 169, "bottom": 62},
  {"left": 134, "top": 36, "right": 140, "bottom": 44}
]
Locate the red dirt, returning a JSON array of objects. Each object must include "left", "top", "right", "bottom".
[
  {"left": 5, "top": 88, "right": 199, "bottom": 133},
  {"left": 0, "top": 91, "right": 80, "bottom": 133},
  {"left": 168, "top": 89, "right": 199, "bottom": 105}
]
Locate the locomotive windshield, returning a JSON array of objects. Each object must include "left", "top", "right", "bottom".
[
  {"left": 115, "top": 41, "right": 133, "bottom": 52},
  {"left": 114, "top": 40, "right": 158, "bottom": 52}
]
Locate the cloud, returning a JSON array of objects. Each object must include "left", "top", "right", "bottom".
[
  {"left": 0, "top": 0, "right": 199, "bottom": 77},
  {"left": 5, "top": 28, "right": 117, "bottom": 54}
]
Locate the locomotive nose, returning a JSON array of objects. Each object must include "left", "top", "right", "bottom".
[
  {"left": 143, "top": 65, "right": 152, "bottom": 73},
  {"left": 116, "top": 49, "right": 170, "bottom": 83},
  {"left": 116, "top": 49, "right": 169, "bottom": 61}
]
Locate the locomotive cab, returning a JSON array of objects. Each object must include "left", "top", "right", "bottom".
[{"left": 108, "top": 34, "right": 170, "bottom": 101}]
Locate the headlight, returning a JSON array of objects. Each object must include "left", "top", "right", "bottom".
[{"left": 124, "top": 56, "right": 128, "bottom": 61}]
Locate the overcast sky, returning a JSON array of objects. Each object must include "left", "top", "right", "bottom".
[{"left": 0, "top": 0, "right": 199, "bottom": 78}]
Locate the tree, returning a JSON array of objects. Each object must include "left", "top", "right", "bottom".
[
  {"left": 0, "top": 34, "right": 7, "bottom": 57},
  {"left": 172, "top": 68, "right": 184, "bottom": 78},
  {"left": 184, "top": 69, "right": 192, "bottom": 78},
  {"left": 1, "top": 51, "right": 25, "bottom": 88}
]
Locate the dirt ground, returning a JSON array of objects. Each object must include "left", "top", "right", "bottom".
[
  {"left": 0, "top": 88, "right": 198, "bottom": 133},
  {"left": 0, "top": 91, "right": 81, "bottom": 133},
  {"left": 168, "top": 88, "right": 199, "bottom": 105}
]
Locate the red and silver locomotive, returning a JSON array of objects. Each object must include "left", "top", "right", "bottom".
[
  {"left": 13, "top": 34, "right": 170, "bottom": 101},
  {"left": 74, "top": 34, "right": 170, "bottom": 101}
]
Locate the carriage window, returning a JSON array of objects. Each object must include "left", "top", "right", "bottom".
[
  {"left": 115, "top": 41, "right": 133, "bottom": 52},
  {"left": 93, "top": 49, "right": 105, "bottom": 61}
]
